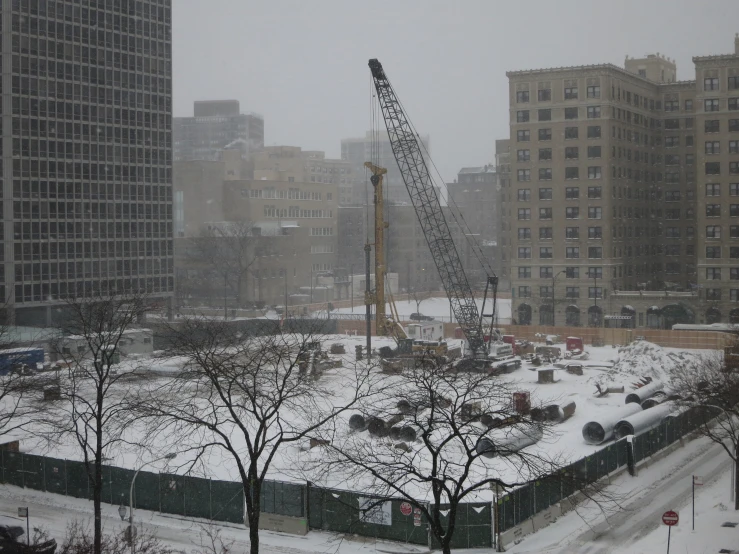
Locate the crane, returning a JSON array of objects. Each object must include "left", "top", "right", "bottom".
[{"left": 368, "top": 58, "right": 498, "bottom": 359}]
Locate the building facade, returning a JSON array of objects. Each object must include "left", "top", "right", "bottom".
[
  {"left": 173, "top": 100, "right": 264, "bottom": 161},
  {"left": 496, "top": 139, "right": 512, "bottom": 290},
  {"left": 507, "top": 35, "right": 739, "bottom": 328},
  {"left": 2, "top": 0, "right": 174, "bottom": 325}
]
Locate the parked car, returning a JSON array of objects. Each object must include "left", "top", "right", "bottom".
[
  {"left": 0, "top": 517, "right": 57, "bottom": 554},
  {"left": 410, "top": 313, "right": 433, "bottom": 321}
]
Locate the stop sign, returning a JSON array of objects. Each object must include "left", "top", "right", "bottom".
[{"left": 662, "top": 510, "right": 679, "bottom": 526}]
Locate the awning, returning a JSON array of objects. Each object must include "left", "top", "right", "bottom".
[{"left": 605, "top": 315, "right": 633, "bottom": 320}]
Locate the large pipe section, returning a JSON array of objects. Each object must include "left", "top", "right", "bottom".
[
  {"left": 581, "top": 403, "right": 643, "bottom": 444},
  {"left": 613, "top": 402, "right": 676, "bottom": 439},
  {"left": 625, "top": 382, "right": 664, "bottom": 404},
  {"left": 476, "top": 425, "right": 544, "bottom": 458}
]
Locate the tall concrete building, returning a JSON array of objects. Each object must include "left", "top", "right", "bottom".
[
  {"left": 2, "top": 0, "right": 174, "bottom": 325},
  {"left": 341, "top": 131, "right": 430, "bottom": 206},
  {"left": 173, "top": 100, "right": 264, "bottom": 161},
  {"left": 496, "top": 139, "right": 512, "bottom": 290},
  {"left": 507, "top": 35, "right": 739, "bottom": 329}
]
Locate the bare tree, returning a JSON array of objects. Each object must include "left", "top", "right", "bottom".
[
  {"left": 408, "top": 288, "right": 434, "bottom": 315},
  {"left": 135, "top": 318, "right": 382, "bottom": 554},
  {"left": 58, "top": 519, "right": 176, "bottom": 554},
  {"left": 180, "top": 220, "right": 258, "bottom": 312},
  {"left": 311, "top": 359, "right": 576, "bottom": 554},
  {"left": 45, "top": 291, "right": 152, "bottom": 554},
  {"left": 670, "top": 350, "right": 739, "bottom": 508}
]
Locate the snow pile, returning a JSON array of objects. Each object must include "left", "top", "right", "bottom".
[{"left": 608, "top": 341, "right": 703, "bottom": 382}]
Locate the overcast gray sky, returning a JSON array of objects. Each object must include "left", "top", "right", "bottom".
[{"left": 174, "top": 0, "right": 739, "bottom": 182}]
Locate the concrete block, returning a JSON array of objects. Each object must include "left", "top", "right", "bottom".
[{"left": 247, "top": 513, "right": 308, "bottom": 535}]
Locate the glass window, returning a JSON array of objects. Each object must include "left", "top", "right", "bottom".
[
  {"left": 538, "top": 148, "right": 552, "bottom": 160},
  {"left": 587, "top": 125, "right": 601, "bottom": 139},
  {"left": 565, "top": 207, "right": 579, "bottom": 219},
  {"left": 538, "top": 109, "right": 551, "bottom": 122},
  {"left": 565, "top": 227, "right": 579, "bottom": 239},
  {"left": 564, "top": 107, "right": 579, "bottom": 119},
  {"left": 517, "top": 129, "right": 530, "bottom": 142},
  {"left": 517, "top": 110, "right": 529, "bottom": 123},
  {"left": 538, "top": 128, "right": 552, "bottom": 141},
  {"left": 539, "top": 188, "right": 552, "bottom": 200},
  {"left": 565, "top": 127, "right": 579, "bottom": 139},
  {"left": 539, "top": 168, "right": 552, "bottom": 180},
  {"left": 587, "top": 85, "right": 600, "bottom": 98},
  {"left": 516, "top": 90, "right": 530, "bottom": 103},
  {"left": 517, "top": 247, "right": 531, "bottom": 258},
  {"left": 564, "top": 86, "right": 578, "bottom": 100},
  {"left": 565, "top": 167, "right": 579, "bottom": 179},
  {"left": 566, "top": 246, "right": 580, "bottom": 259},
  {"left": 587, "top": 146, "right": 601, "bottom": 158},
  {"left": 518, "top": 267, "right": 531, "bottom": 278},
  {"left": 539, "top": 207, "right": 552, "bottom": 220},
  {"left": 518, "top": 228, "right": 531, "bottom": 240},
  {"left": 538, "top": 89, "right": 551, "bottom": 101},
  {"left": 539, "top": 227, "right": 553, "bottom": 240},
  {"left": 587, "top": 106, "right": 601, "bottom": 118},
  {"left": 565, "top": 187, "right": 579, "bottom": 200}
]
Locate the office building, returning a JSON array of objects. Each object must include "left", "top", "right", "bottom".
[{"left": 2, "top": 0, "right": 174, "bottom": 325}]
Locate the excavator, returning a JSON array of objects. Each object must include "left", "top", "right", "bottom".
[{"left": 367, "top": 59, "right": 519, "bottom": 372}]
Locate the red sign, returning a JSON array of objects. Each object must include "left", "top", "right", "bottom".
[
  {"left": 400, "top": 502, "right": 413, "bottom": 516},
  {"left": 662, "top": 510, "right": 679, "bottom": 526}
]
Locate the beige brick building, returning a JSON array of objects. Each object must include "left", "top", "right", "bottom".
[{"left": 507, "top": 35, "right": 739, "bottom": 329}]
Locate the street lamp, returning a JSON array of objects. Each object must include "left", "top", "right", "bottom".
[
  {"left": 128, "top": 453, "right": 176, "bottom": 554},
  {"left": 551, "top": 270, "right": 565, "bottom": 326}
]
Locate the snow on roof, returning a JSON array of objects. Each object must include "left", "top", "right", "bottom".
[
  {"left": 622, "top": 305, "right": 635, "bottom": 311},
  {"left": 648, "top": 305, "right": 661, "bottom": 311}
]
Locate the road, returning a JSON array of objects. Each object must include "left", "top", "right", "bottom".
[{"left": 560, "top": 440, "right": 731, "bottom": 553}]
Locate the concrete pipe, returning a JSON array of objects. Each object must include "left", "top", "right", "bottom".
[
  {"left": 399, "top": 426, "right": 417, "bottom": 442},
  {"left": 625, "top": 382, "right": 664, "bottom": 405},
  {"left": 641, "top": 395, "right": 668, "bottom": 410},
  {"left": 582, "top": 403, "right": 643, "bottom": 444},
  {"left": 476, "top": 425, "right": 544, "bottom": 458},
  {"left": 613, "top": 402, "right": 676, "bottom": 439},
  {"left": 389, "top": 426, "right": 402, "bottom": 441},
  {"left": 349, "top": 414, "right": 366, "bottom": 431}
]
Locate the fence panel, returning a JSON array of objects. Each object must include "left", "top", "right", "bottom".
[
  {"left": 65, "top": 460, "right": 90, "bottom": 499},
  {"left": 434, "top": 503, "right": 492, "bottom": 550},
  {"left": 183, "top": 475, "right": 212, "bottom": 520},
  {"left": 44, "top": 457, "right": 67, "bottom": 496},
  {"left": 2, "top": 450, "right": 25, "bottom": 488},
  {"left": 159, "top": 473, "right": 185, "bottom": 516},
  {"left": 498, "top": 494, "right": 515, "bottom": 533},
  {"left": 109, "top": 465, "right": 136, "bottom": 507},
  {"left": 260, "top": 480, "right": 304, "bottom": 518},
  {"left": 131, "top": 470, "right": 160, "bottom": 513},
  {"left": 514, "top": 484, "right": 534, "bottom": 525},
  {"left": 21, "top": 453, "right": 45, "bottom": 491},
  {"left": 210, "top": 479, "right": 244, "bottom": 524},
  {"left": 584, "top": 454, "right": 599, "bottom": 484}
]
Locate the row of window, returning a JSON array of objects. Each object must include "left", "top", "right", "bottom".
[
  {"left": 244, "top": 189, "right": 331, "bottom": 201},
  {"left": 703, "top": 76, "right": 739, "bottom": 91},
  {"left": 263, "top": 206, "right": 333, "bottom": 219},
  {"left": 517, "top": 187, "right": 602, "bottom": 201},
  {"left": 703, "top": 98, "right": 739, "bottom": 112},
  {"left": 13, "top": 240, "right": 172, "bottom": 262},
  {"left": 517, "top": 146, "right": 602, "bottom": 161},
  {"left": 705, "top": 183, "right": 739, "bottom": 196},
  {"left": 705, "top": 246, "right": 739, "bottom": 258},
  {"left": 516, "top": 125, "right": 601, "bottom": 141},
  {"left": 705, "top": 225, "right": 739, "bottom": 238},
  {"left": 14, "top": 259, "right": 171, "bottom": 281},
  {"left": 14, "top": 221, "right": 170, "bottom": 240},
  {"left": 517, "top": 167, "right": 602, "bottom": 181},
  {"left": 515, "top": 85, "right": 601, "bottom": 103},
  {"left": 516, "top": 106, "right": 602, "bottom": 123},
  {"left": 13, "top": 278, "right": 174, "bottom": 305},
  {"left": 516, "top": 286, "right": 603, "bottom": 299},
  {"left": 705, "top": 267, "right": 739, "bottom": 279},
  {"left": 705, "top": 140, "right": 739, "bottom": 154},
  {"left": 12, "top": 181, "right": 172, "bottom": 201},
  {"left": 517, "top": 207, "right": 602, "bottom": 220},
  {"left": 517, "top": 246, "right": 602, "bottom": 259},
  {"left": 517, "top": 227, "right": 603, "bottom": 240},
  {"left": 517, "top": 266, "right": 603, "bottom": 279}
]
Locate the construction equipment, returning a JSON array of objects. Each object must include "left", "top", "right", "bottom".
[{"left": 368, "top": 59, "right": 498, "bottom": 361}]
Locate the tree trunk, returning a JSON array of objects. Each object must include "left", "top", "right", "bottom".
[
  {"left": 93, "top": 458, "right": 102, "bottom": 554},
  {"left": 735, "top": 442, "right": 739, "bottom": 511},
  {"left": 249, "top": 512, "right": 260, "bottom": 554}
]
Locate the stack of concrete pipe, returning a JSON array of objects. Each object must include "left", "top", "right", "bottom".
[
  {"left": 625, "top": 381, "right": 664, "bottom": 405},
  {"left": 530, "top": 401, "right": 576, "bottom": 423},
  {"left": 581, "top": 403, "right": 643, "bottom": 444},
  {"left": 613, "top": 401, "right": 676, "bottom": 439},
  {"left": 476, "top": 425, "right": 544, "bottom": 458}
]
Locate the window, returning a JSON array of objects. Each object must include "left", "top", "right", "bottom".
[
  {"left": 732, "top": 248, "right": 739, "bottom": 259},
  {"left": 565, "top": 127, "right": 579, "bottom": 139},
  {"left": 731, "top": 162, "right": 739, "bottom": 175},
  {"left": 731, "top": 119, "right": 739, "bottom": 132},
  {"left": 665, "top": 245, "right": 680, "bottom": 256},
  {"left": 539, "top": 227, "right": 553, "bottom": 240},
  {"left": 666, "top": 208, "right": 681, "bottom": 220},
  {"left": 666, "top": 191, "right": 681, "bottom": 201},
  {"left": 706, "top": 246, "right": 722, "bottom": 259},
  {"left": 686, "top": 153, "right": 695, "bottom": 165},
  {"left": 539, "top": 247, "right": 553, "bottom": 259},
  {"left": 733, "top": 268, "right": 739, "bottom": 280},
  {"left": 517, "top": 110, "right": 529, "bottom": 123},
  {"left": 564, "top": 107, "right": 579, "bottom": 119},
  {"left": 686, "top": 135, "right": 694, "bottom": 146},
  {"left": 706, "top": 184, "right": 721, "bottom": 196},
  {"left": 588, "top": 167, "right": 602, "bottom": 179},
  {"left": 540, "top": 267, "right": 553, "bottom": 278},
  {"left": 517, "top": 149, "right": 531, "bottom": 161},
  {"left": 665, "top": 136, "right": 680, "bottom": 147},
  {"left": 665, "top": 119, "right": 680, "bottom": 130},
  {"left": 565, "top": 287, "right": 580, "bottom": 299},
  {"left": 704, "top": 77, "right": 719, "bottom": 91},
  {"left": 588, "top": 207, "right": 602, "bottom": 219},
  {"left": 516, "top": 90, "right": 530, "bottom": 103},
  {"left": 518, "top": 247, "right": 531, "bottom": 259},
  {"left": 538, "top": 109, "right": 552, "bottom": 121},
  {"left": 664, "top": 100, "right": 679, "bottom": 112},
  {"left": 539, "top": 168, "right": 553, "bottom": 180},
  {"left": 517, "top": 169, "right": 531, "bottom": 181},
  {"left": 666, "top": 171, "right": 680, "bottom": 184},
  {"left": 732, "top": 204, "right": 739, "bottom": 217},
  {"left": 588, "top": 247, "right": 603, "bottom": 259},
  {"left": 539, "top": 187, "right": 553, "bottom": 200},
  {"left": 565, "top": 147, "right": 579, "bottom": 159},
  {"left": 587, "top": 125, "right": 601, "bottom": 139},
  {"left": 540, "top": 286, "right": 553, "bottom": 299},
  {"left": 539, "top": 148, "right": 552, "bottom": 160},
  {"left": 704, "top": 98, "right": 720, "bottom": 112},
  {"left": 589, "top": 287, "right": 603, "bottom": 299},
  {"left": 706, "top": 141, "right": 721, "bottom": 155},
  {"left": 588, "top": 226, "right": 602, "bottom": 239},
  {"left": 517, "top": 189, "right": 531, "bottom": 201},
  {"left": 565, "top": 187, "right": 579, "bottom": 200},
  {"left": 564, "top": 86, "right": 578, "bottom": 100},
  {"left": 539, "top": 207, "right": 552, "bottom": 219},
  {"left": 730, "top": 98, "right": 739, "bottom": 111},
  {"left": 588, "top": 186, "right": 602, "bottom": 199},
  {"left": 685, "top": 99, "right": 694, "bottom": 110},
  {"left": 518, "top": 267, "right": 531, "bottom": 278},
  {"left": 565, "top": 167, "right": 579, "bottom": 180},
  {"left": 706, "top": 204, "right": 721, "bottom": 217},
  {"left": 538, "top": 88, "right": 552, "bottom": 101},
  {"left": 566, "top": 207, "right": 580, "bottom": 219},
  {"left": 706, "top": 268, "right": 722, "bottom": 280},
  {"left": 566, "top": 227, "right": 580, "bottom": 239},
  {"left": 587, "top": 85, "right": 600, "bottom": 98},
  {"left": 566, "top": 246, "right": 580, "bottom": 259},
  {"left": 706, "top": 162, "right": 721, "bottom": 176},
  {"left": 517, "top": 129, "right": 530, "bottom": 142},
  {"left": 665, "top": 155, "right": 680, "bottom": 166},
  {"left": 518, "top": 208, "right": 531, "bottom": 220},
  {"left": 731, "top": 141, "right": 739, "bottom": 153},
  {"left": 706, "top": 225, "right": 721, "bottom": 238},
  {"left": 587, "top": 146, "right": 601, "bottom": 158},
  {"left": 587, "top": 106, "right": 601, "bottom": 118},
  {"left": 566, "top": 267, "right": 580, "bottom": 278},
  {"left": 518, "top": 286, "right": 531, "bottom": 298},
  {"left": 588, "top": 267, "right": 603, "bottom": 279},
  {"left": 707, "top": 288, "right": 722, "bottom": 300},
  {"left": 518, "top": 228, "right": 531, "bottom": 240},
  {"left": 705, "top": 120, "right": 720, "bottom": 133},
  {"left": 538, "top": 128, "right": 552, "bottom": 141},
  {"left": 731, "top": 76, "right": 739, "bottom": 90}
]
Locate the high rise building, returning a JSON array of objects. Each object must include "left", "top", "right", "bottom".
[
  {"left": 340, "top": 131, "right": 430, "bottom": 206},
  {"left": 2, "top": 0, "right": 174, "bottom": 325},
  {"left": 495, "top": 139, "right": 512, "bottom": 290},
  {"left": 506, "top": 35, "right": 739, "bottom": 329},
  {"left": 173, "top": 100, "right": 264, "bottom": 161}
]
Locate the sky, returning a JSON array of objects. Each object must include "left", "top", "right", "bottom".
[{"left": 173, "top": 0, "right": 739, "bottom": 183}]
